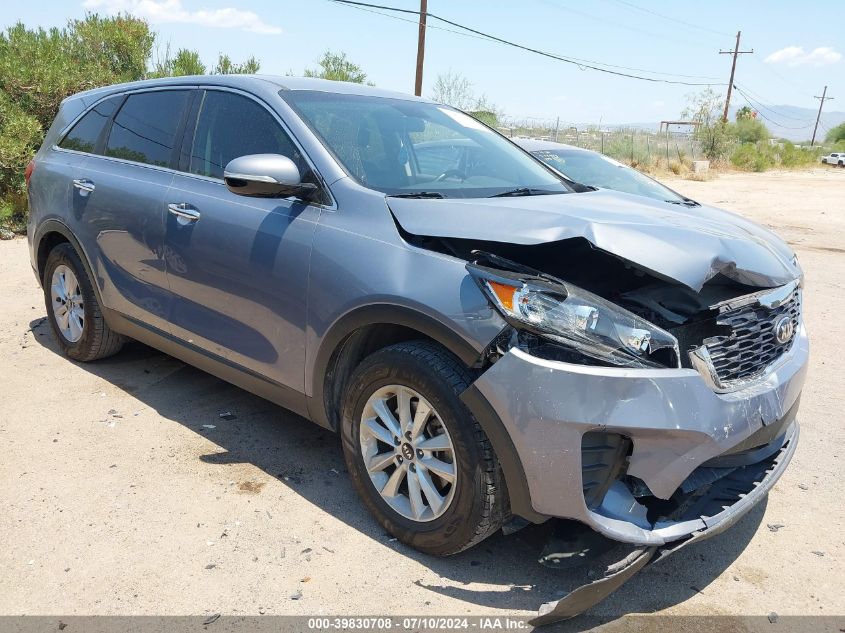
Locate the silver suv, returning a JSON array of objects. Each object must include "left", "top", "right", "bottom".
[{"left": 26, "top": 76, "right": 807, "bottom": 618}]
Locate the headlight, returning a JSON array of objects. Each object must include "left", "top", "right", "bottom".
[{"left": 468, "top": 260, "right": 679, "bottom": 368}]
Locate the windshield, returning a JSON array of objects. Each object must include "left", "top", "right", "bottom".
[
  {"left": 531, "top": 149, "right": 687, "bottom": 204},
  {"left": 283, "top": 90, "right": 570, "bottom": 198}
]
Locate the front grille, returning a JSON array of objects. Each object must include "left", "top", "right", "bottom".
[{"left": 704, "top": 287, "right": 801, "bottom": 383}]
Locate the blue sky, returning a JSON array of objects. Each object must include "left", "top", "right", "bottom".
[{"left": 5, "top": 0, "right": 843, "bottom": 125}]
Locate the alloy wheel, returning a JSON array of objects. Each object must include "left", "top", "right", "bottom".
[
  {"left": 50, "top": 264, "right": 85, "bottom": 343},
  {"left": 359, "top": 385, "right": 457, "bottom": 522}
]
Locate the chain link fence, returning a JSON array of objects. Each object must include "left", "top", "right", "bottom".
[{"left": 497, "top": 117, "right": 709, "bottom": 171}]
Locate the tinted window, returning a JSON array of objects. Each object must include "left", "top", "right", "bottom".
[
  {"left": 188, "top": 91, "right": 305, "bottom": 179},
  {"left": 59, "top": 96, "right": 122, "bottom": 153},
  {"left": 105, "top": 90, "right": 190, "bottom": 167}
]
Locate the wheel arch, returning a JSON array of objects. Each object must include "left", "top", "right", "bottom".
[
  {"left": 34, "top": 220, "right": 98, "bottom": 297},
  {"left": 308, "top": 304, "right": 485, "bottom": 432}
]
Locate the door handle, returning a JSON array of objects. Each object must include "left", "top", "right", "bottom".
[
  {"left": 167, "top": 203, "right": 201, "bottom": 224},
  {"left": 72, "top": 178, "right": 95, "bottom": 194}
]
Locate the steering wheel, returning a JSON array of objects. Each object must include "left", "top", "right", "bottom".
[{"left": 434, "top": 169, "right": 467, "bottom": 182}]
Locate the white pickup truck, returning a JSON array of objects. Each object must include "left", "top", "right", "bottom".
[{"left": 821, "top": 152, "right": 844, "bottom": 166}]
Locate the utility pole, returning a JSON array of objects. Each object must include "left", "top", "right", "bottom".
[
  {"left": 414, "top": 0, "right": 427, "bottom": 96},
  {"left": 719, "top": 31, "right": 753, "bottom": 122},
  {"left": 811, "top": 86, "right": 834, "bottom": 147}
]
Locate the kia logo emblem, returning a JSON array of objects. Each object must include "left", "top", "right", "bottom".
[{"left": 774, "top": 316, "right": 795, "bottom": 344}]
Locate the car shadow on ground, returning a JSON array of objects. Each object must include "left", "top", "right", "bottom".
[{"left": 30, "top": 321, "right": 766, "bottom": 627}]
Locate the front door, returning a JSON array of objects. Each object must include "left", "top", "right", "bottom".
[{"left": 163, "top": 89, "right": 324, "bottom": 394}]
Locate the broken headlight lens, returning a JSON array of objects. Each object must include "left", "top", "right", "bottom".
[{"left": 472, "top": 270, "right": 680, "bottom": 368}]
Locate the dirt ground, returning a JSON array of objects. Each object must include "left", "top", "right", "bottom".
[{"left": 1, "top": 168, "right": 843, "bottom": 624}]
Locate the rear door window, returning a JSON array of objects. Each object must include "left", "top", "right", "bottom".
[
  {"left": 105, "top": 90, "right": 191, "bottom": 167},
  {"left": 59, "top": 96, "right": 122, "bottom": 153},
  {"left": 187, "top": 90, "right": 305, "bottom": 179}
]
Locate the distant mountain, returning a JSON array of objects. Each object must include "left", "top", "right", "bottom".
[{"left": 591, "top": 105, "right": 845, "bottom": 143}]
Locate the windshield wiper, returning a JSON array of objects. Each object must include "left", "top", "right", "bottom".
[
  {"left": 490, "top": 187, "right": 559, "bottom": 198},
  {"left": 388, "top": 191, "right": 445, "bottom": 199}
]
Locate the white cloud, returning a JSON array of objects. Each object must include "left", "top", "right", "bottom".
[
  {"left": 764, "top": 46, "right": 841, "bottom": 67},
  {"left": 83, "top": 0, "right": 282, "bottom": 34}
]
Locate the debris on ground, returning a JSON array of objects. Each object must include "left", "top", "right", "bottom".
[
  {"left": 290, "top": 589, "right": 303, "bottom": 600},
  {"left": 219, "top": 412, "right": 237, "bottom": 420},
  {"left": 811, "top": 551, "right": 825, "bottom": 557},
  {"left": 202, "top": 613, "right": 220, "bottom": 625},
  {"left": 767, "top": 524, "right": 785, "bottom": 533},
  {"left": 798, "top": 483, "right": 809, "bottom": 490},
  {"left": 768, "top": 612, "right": 779, "bottom": 623},
  {"left": 202, "top": 424, "right": 216, "bottom": 430}
]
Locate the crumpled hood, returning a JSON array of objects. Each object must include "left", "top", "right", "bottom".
[{"left": 387, "top": 189, "right": 800, "bottom": 292}]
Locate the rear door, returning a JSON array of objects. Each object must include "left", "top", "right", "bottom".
[
  {"left": 73, "top": 88, "right": 193, "bottom": 332},
  {"left": 41, "top": 96, "right": 124, "bottom": 264},
  {"left": 162, "top": 88, "right": 325, "bottom": 395}
]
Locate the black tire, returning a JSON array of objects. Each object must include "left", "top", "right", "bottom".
[
  {"left": 43, "top": 243, "right": 125, "bottom": 361},
  {"left": 340, "top": 340, "right": 507, "bottom": 556}
]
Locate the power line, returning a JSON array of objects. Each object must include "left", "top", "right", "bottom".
[
  {"left": 328, "top": 0, "right": 727, "bottom": 86},
  {"left": 732, "top": 87, "right": 813, "bottom": 130},
  {"left": 607, "top": 0, "right": 733, "bottom": 38},
  {"left": 749, "top": 56, "right": 815, "bottom": 99},
  {"left": 734, "top": 84, "right": 810, "bottom": 120},
  {"left": 733, "top": 85, "right": 813, "bottom": 125},
  {"left": 533, "top": 0, "right": 697, "bottom": 47}
]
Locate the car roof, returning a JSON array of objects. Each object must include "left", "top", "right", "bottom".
[
  {"left": 511, "top": 138, "right": 587, "bottom": 152},
  {"left": 65, "top": 75, "right": 434, "bottom": 106}
]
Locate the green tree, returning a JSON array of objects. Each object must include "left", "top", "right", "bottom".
[
  {"left": 0, "top": 92, "right": 42, "bottom": 223},
  {"left": 304, "top": 50, "right": 370, "bottom": 84},
  {"left": 431, "top": 70, "right": 475, "bottom": 110},
  {"left": 0, "top": 14, "right": 154, "bottom": 229},
  {"left": 0, "top": 15, "right": 265, "bottom": 230},
  {"left": 213, "top": 53, "right": 260, "bottom": 75},
  {"left": 0, "top": 14, "right": 153, "bottom": 130},
  {"left": 149, "top": 44, "right": 206, "bottom": 77},
  {"left": 735, "top": 105, "right": 754, "bottom": 121},
  {"left": 430, "top": 71, "right": 502, "bottom": 125},
  {"left": 825, "top": 123, "right": 845, "bottom": 144},
  {"left": 732, "top": 118, "right": 769, "bottom": 144},
  {"left": 682, "top": 88, "right": 731, "bottom": 161}
]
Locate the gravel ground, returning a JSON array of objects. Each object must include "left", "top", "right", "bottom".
[{"left": 0, "top": 168, "right": 843, "bottom": 624}]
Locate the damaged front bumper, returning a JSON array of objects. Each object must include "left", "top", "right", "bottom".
[
  {"left": 529, "top": 426, "right": 796, "bottom": 625},
  {"left": 470, "top": 323, "right": 808, "bottom": 545}
]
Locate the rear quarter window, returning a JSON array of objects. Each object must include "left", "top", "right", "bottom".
[
  {"left": 105, "top": 90, "right": 191, "bottom": 167},
  {"left": 58, "top": 96, "right": 122, "bottom": 153}
]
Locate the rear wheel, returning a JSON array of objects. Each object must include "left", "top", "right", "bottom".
[
  {"left": 43, "top": 243, "right": 125, "bottom": 361},
  {"left": 340, "top": 341, "right": 507, "bottom": 556}
]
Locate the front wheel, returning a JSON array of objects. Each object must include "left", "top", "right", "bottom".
[{"left": 340, "top": 341, "right": 507, "bottom": 556}]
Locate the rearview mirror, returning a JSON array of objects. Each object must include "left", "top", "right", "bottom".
[{"left": 223, "top": 154, "right": 317, "bottom": 198}]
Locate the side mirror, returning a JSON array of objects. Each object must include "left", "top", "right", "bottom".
[{"left": 223, "top": 154, "right": 318, "bottom": 198}]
